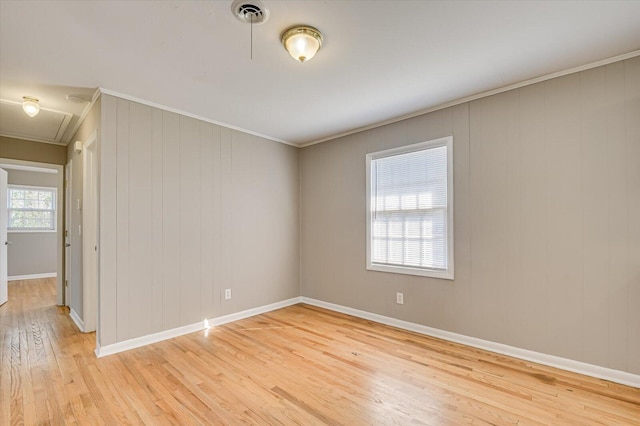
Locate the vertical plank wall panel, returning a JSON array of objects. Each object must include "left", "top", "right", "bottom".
[
  {"left": 517, "top": 83, "right": 548, "bottom": 353},
  {"left": 503, "top": 90, "right": 524, "bottom": 348},
  {"left": 469, "top": 95, "right": 509, "bottom": 343},
  {"left": 299, "top": 140, "right": 330, "bottom": 301},
  {"left": 115, "top": 98, "right": 131, "bottom": 341},
  {"left": 211, "top": 125, "right": 222, "bottom": 317},
  {"left": 625, "top": 56, "right": 640, "bottom": 375},
  {"left": 150, "top": 108, "right": 164, "bottom": 333},
  {"left": 127, "top": 102, "right": 153, "bottom": 339},
  {"left": 328, "top": 131, "right": 368, "bottom": 312},
  {"left": 99, "top": 95, "right": 118, "bottom": 346},
  {"left": 219, "top": 127, "right": 233, "bottom": 315},
  {"left": 451, "top": 104, "right": 472, "bottom": 335},
  {"left": 230, "top": 132, "right": 263, "bottom": 309},
  {"left": 606, "top": 62, "right": 629, "bottom": 372},
  {"left": 162, "top": 111, "right": 181, "bottom": 330},
  {"left": 179, "top": 117, "right": 202, "bottom": 325},
  {"left": 98, "top": 97, "right": 299, "bottom": 347},
  {"left": 199, "top": 122, "right": 215, "bottom": 319},
  {"left": 229, "top": 131, "right": 300, "bottom": 311},
  {"left": 425, "top": 110, "right": 459, "bottom": 330},
  {"left": 544, "top": 74, "right": 583, "bottom": 361},
  {"left": 336, "top": 132, "right": 367, "bottom": 311},
  {"left": 580, "top": 67, "right": 609, "bottom": 367}
]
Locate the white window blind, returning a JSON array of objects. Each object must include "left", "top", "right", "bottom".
[
  {"left": 366, "top": 136, "right": 453, "bottom": 279},
  {"left": 7, "top": 186, "right": 56, "bottom": 231}
]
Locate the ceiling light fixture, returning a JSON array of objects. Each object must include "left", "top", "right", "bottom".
[
  {"left": 22, "top": 96, "right": 40, "bottom": 117},
  {"left": 281, "top": 25, "right": 323, "bottom": 63}
]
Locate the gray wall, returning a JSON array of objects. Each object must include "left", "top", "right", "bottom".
[
  {"left": 300, "top": 57, "right": 640, "bottom": 375},
  {"left": 66, "top": 97, "right": 101, "bottom": 320},
  {"left": 6, "top": 169, "right": 57, "bottom": 277},
  {"left": 98, "top": 95, "right": 299, "bottom": 347}
]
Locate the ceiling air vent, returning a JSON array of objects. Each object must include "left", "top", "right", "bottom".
[{"left": 231, "top": 0, "right": 269, "bottom": 24}]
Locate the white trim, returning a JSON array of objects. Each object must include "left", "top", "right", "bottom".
[
  {"left": 82, "top": 130, "right": 98, "bottom": 333},
  {"left": 300, "top": 297, "right": 640, "bottom": 388},
  {"left": 64, "top": 88, "right": 101, "bottom": 145},
  {"left": 8, "top": 183, "right": 57, "bottom": 191},
  {"left": 69, "top": 308, "right": 85, "bottom": 332},
  {"left": 366, "top": 137, "right": 454, "bottom": 280},
  {"left": 98, "top": 88, "right": 297, "bottom": 147},
  {"left": 93, "top": 51, "right": 639, "bottom": 149},
  {"left": 209, "top": 297, "right": 301, "bottom": 327},
  {"left": 95, "top": 297, "right": 302, "bottom": 358},
  {"left": 8, "top": 230, "right": 57, "bottom": 234},
  {"left": 96, "top": 320, "right": 205, "bottom": 358},
  {"left": 300, "top": 49, "right": 640, "bottom": 148},
  {"left": 0, "top": 164, "right": 57, "bottom": 174},
  {"left": 8, "top": 272, "right": 56, "bottom": 281}
]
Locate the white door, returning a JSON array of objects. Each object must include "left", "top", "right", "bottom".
[
  {"left": 65, "top": 160, "right": 72, "bottom": 306},
  {"left": 0, "top": 168, "right": 8, "bottom": 306}
]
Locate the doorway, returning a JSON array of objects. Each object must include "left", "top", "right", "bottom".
[{"left": 0, "top": 159, "right": 64, "bottom": 306}]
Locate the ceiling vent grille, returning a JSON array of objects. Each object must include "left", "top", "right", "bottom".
[{"left": 232, "top": 0, "right": 268, "bottom": 24}]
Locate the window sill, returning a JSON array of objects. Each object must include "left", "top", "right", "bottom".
[{"left": 367, "top": 263, "right": 454, "bottom": 280}]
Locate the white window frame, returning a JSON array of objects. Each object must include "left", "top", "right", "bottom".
[
  {"left": 7, "top": 184, "right": 57, "bottom": 233},
  {"left": 366, "top": 136, "right": 454, "bottom": 279}
]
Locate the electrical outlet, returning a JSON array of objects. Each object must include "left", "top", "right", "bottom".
[
  {"left": 396, "top": 292, "right": 404, "bottom": 305},
  {"left": 224, "top": 289, "right": 232, "bottom": 300}
]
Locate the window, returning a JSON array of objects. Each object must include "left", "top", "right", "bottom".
[
  {"left": 366, "top": 136, "right": 454, "bottom": 279},
  {"left": 7, "top": 185, "right": 56, "bottom": 231}
]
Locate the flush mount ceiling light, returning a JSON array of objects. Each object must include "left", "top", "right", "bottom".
[
  {"left": 281, "top": 25, "right": 323, "bottom": 63},
  {"left": 22, "top": 96, "right": 40, "bottom": 117}
]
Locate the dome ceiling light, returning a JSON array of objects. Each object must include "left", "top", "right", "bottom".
[
  {"left": 281, "top": 25, "right": 323, "bottom": 63},
  {"left": 22, "top": 96, "right": 40, "bottom": 117}
]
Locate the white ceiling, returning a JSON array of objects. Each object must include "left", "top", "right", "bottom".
[{"left": 1, "top": 1, "right": 639, "bottom": 147}]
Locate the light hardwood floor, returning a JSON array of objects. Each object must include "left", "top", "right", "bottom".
[{"left": 1, "top": 278, "right": 639, "bottom": 425}]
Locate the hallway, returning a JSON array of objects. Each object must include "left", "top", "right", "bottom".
[{"left": 0, "top": 278, "right": 95, "bottom": 423}]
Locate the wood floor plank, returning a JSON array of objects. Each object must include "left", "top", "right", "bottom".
[{"left": 1, "top": 279, "right": 639, "bottom": 425}]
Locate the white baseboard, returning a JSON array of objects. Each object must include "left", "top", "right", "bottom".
[
  {"left": 96, "top": 320, "right": 206, "bottom": 358},
  {"left": 300, "top": 297, "right": 640, "bottom": 388},
  {"left": 210, "top": 297, "right": 302, "bottom": 327},
  {"left": 69, "top": 308, "right": 85, "bottom": 333},
  {"left": 8, "top": 272, "right": 57, "bottom": 281},
  {"left": 96, "top": 297, "right": 302, "bottom": 358}
]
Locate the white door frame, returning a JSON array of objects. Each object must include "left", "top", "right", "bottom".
[
  {"left": 0, "top": 168, "right": 7, "bottom": 306},
  {"left": 0, "top": 158, "right": 64, "bottom": 305},
  {"left": 82, "top": 131, "right": 99, "bottom": 332},
  {"left": 65, "top": 159, "right": 72, "bottom": 307}
]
